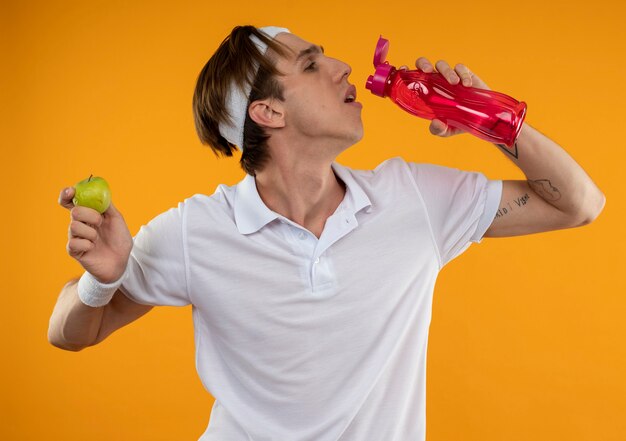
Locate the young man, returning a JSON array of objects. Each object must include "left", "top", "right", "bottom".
[{"left": 49, "top": 25, "right": 605, "bottom": 440}]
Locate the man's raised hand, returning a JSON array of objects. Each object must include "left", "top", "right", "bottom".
[{"left": 59, "top": 186, "right": 133, "bottom": 284}]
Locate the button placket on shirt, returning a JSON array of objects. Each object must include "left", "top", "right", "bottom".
[
  {"left": 310, "top": 209, "right": 359, "bottom": 292},
  {"left": 281, "top": 220, "right": 316, "bottom": 260},
  {"left": 292, "top": 227, "right": 325, "bottom": 290},
  {"left": 278, "top": 204, "right": 362, "bottom": 295}
]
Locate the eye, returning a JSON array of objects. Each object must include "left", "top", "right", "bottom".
[{"left": 305, "top": 61, "right": 317, "bottom": 71}]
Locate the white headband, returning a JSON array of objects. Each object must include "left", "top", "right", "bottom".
[{"left": 219, "top": 26, "right": 291, "bottom": 151}]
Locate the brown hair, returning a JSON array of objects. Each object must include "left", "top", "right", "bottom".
[{"left": 192, "top": 25, "right": 292, "bottom": 176}]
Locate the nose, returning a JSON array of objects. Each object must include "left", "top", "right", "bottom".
[{"left": 336, "top": 60, "right": 352, "bottom": 82}]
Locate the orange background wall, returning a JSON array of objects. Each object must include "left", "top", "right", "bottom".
[{"left": 2, "top": 0, "right": 624, "bottom": 439}]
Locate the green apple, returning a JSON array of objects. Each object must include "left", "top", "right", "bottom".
[{"left": 72, "top": 175, "right": 111, "bottom": 214}]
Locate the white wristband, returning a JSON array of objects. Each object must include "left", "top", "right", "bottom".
[{"left": 77, "top": 266, "right": 129, "bottom": 307}]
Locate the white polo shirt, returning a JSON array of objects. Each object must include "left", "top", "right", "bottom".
[{"left": 119, "top": 156, "right": 502, "bottom": 441}]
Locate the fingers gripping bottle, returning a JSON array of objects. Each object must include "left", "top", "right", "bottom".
[{"left": 365, "top": 36, "right": 527, "bottom": 149}]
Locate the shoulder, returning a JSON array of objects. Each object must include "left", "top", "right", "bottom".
[
  {"left": 352, "top": 156, "right": 445, "bottom": 181},
  {"left": 351, "top": 156, "right": 425, "bottom": 192},
  {"left": 340, "top": 156, "right": 414, "bottom": 183},
  {"left": 169, "top": 182, "right": 242, "bottom": 232},
  {"left": 178, "top": 181, "right": 239, "bottom": 214},
  {"left": 139, "top": 183, "right": 235, "bottom": 231}
]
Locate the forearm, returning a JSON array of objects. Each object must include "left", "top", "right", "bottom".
[
  {"left": 48, "top": 279, "right": 104, "bottom": 351},
  {"left": 495, "top": 122, "right": 605, "bottom": 222}
]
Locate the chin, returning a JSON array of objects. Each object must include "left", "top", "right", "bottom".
[
  {"left": 351, "top": 126, "right": 364, "bottom": 143},
  {"left": 341, "top": 134, "right": 363, "bottom": 151}
]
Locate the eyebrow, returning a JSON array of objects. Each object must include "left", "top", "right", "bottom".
[{"left": 294, "top": 44, "right": 325, "bottom": 64}]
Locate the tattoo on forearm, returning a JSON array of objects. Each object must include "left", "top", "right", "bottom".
[
  {"left": 495, "top": 141, "right": 519, "bottom": 159},
  {"left": 528, "top": 179, "right": 562, "bottom": 201},
  {"left": 495, "top": 192, "right": 530, "bottom": 219}
]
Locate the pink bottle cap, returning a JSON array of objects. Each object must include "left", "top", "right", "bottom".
[{"left": 365, "top": 35, "right": 396, "bottom": 98}]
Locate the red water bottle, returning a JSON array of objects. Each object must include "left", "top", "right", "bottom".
[{"left": 365, "top": 35, "right": 527, "bottom": 149}]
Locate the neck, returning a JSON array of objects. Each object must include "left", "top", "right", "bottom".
[{"left": 254, "top": 159, "right": 346, "bottom": 237}]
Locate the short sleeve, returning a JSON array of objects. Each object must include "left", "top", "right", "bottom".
[
  {"left": 118, "top": 202, "right": 191, "bottom": 307},
  {"left": 406, "top": 161, "right": 502, "bottom": 268}
]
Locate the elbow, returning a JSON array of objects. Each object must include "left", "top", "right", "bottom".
[
  {"left": 47, "top": 327, "right": 90, "bottom": 352},
  {"left": 575, "top": 191, "right": 606, "bottom": 226},
  {"left": 48, "top": 338, "right": 84, "bottom": 352},
  {"left": 48, "top": 337, "right": 89, "bottom": 352}
]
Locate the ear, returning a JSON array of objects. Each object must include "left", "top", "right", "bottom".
[{"left": 248, "top": 99, "right": 285, "bottom": 129}]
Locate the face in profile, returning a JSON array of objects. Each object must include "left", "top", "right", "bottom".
[{"left": 257, "top": 32, "right": 364, "bottom": 155}]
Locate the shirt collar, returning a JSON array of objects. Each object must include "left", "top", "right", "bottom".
[{"left": 234, "top": 161, "right": 372, "bottom": 235}]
